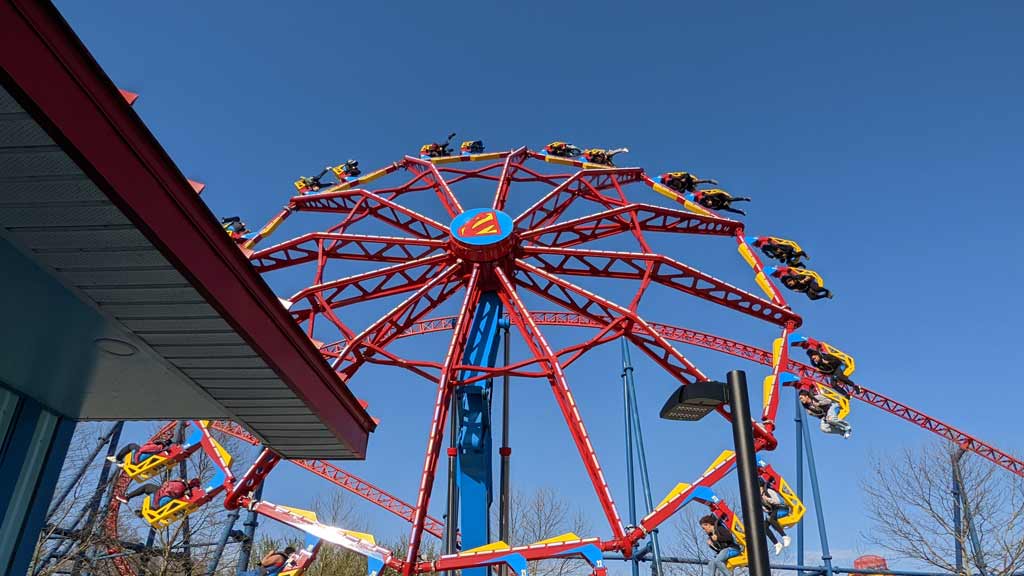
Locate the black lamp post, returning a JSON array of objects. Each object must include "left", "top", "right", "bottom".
[{"left": 659, "top": 370, "right": 771, "bottom": 576}]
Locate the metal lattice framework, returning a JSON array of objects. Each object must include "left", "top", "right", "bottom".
[
  {"left": 240, "top": 147, "right": 806, "bottom": 574},
  {"left": 93, "top": 146, "right": 1023, "bottom": 576}
]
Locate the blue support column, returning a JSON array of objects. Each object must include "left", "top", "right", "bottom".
[
  {"left": 952, "top": 458, "right": 963, "bottom": 576},
  {"left": 0, "top": 387, "right": 76, "bottom": 576},
  {"left": 799, "top": 405, "right": 833, "bottom": 576},
  {"left": 456, "top": 292, "right": 504, "bottom": 576},
  {"left": 206, "top": 508, "right": 239, "bottom": 576},
  {"left": 622, "top": 345, "right": 639, "bottom": 576},
  {"left": 237, "top": 484, "right": 264, "bottom": 571},
  {"left": 622, "top": 339, "right": 663, "bottom": 576},
  {"left": 795, "top": 394, "right": 805, "bottom": 576}
]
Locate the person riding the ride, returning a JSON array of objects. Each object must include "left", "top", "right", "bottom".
[
  {"left": 107, "top": 438, "right": 173, "bottom": 467},
  {"left": 772, "top": 266, "right": 832, "bottom": 301},
  {"left": 461, "top": 140, "right": 485, "bottom": 154},
  {"left": 334, "top": 159, "right": 361, "bottom": 178},
  {"left": 659, "top": 171, "right": 718, "bottom": 193},
  {"left": 582, "top": 147, "right": 629, "bottom": 166},
  {"left": 798, "top": 389, "right": 852, "bottom": 439},
  {"left": 544, "top": 141, "right": 582, "bottom": 158},
  {"left": 221, "top": 217, "right": 250, "bottom": 242},
  {"left": 753, "top": 236, "right": 808, "bottom": 267},
  {"left": 421, "top": 132, "right": 457, "bottom": 158},
  {"left": 806, "top": 348, "right": 860, "bottom": 395},
  {"left": 693, "top": 189, "right": 752, "bottom": 216}
]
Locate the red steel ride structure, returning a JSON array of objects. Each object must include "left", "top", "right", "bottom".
[
  {"left": 240, "top": 145, "right": 806, "bottom": 574},
  {"left": 101, "top": 143, "right": 1023, "bottom": 576}
]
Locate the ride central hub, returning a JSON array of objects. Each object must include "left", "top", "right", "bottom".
[{"left": 449, "top": 208, "right": 516, "bottom": 262}]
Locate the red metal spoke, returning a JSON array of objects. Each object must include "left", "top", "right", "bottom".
[
  {"left": 403, "top": 265, "right": 483, "bottom": 576},
  {"left": 520, "top": 203, "right": 740, "bottom": 249},
  {"left": 761, "top": 323, "right": 795, "bottom": 423},
  {"left": 492, "top": 147, "right": 529, "bottom": 210},
  {"left": 293, "top": 188, "right": 449, "bottom": 239},
  {"left": 435, "top": 160, "right": 508, "bottom": 184},
  {"left": 493, "top": 266, "right": 627, "bottom": 541},
  {"left": 632, "top": 451, "right": 739, "bottom": 541},
  {"left": 733, "top": 231, "right": 789, "bottom": 307},
  {"left": 293, "top": 459, "right": 446, "bottom": 538},
  {"left": 404, "top": 156, "right": 464, "bottom": 218},
  {"left": 514, "top": 168, "right": 640, "bottom": 231},
  {"left": 360, "top": 342, "right": 443, "bottom": 384},
  {"left": 376, "top": 310, "right": 1024, "bottom": 480},
  {"left": 316, "top": 293, "right": 356, "bottom": 340},
  {"left": 252, "top": 233, "right": 447, "bottom": 273},
  {"left": 515, "top": 260, "right": 708, "bottom": 384},
  {"left": 210, "top": 422, "right": 449, "bottom": 539},
  {"left": 334, "top": 261, "right": 465, "bottom": 381},
  {"left": 288, "top": 253, "right": 453, "bottom": 324},
  {"left": 521, "top": 246, "right": 801, "bottom": 327}
]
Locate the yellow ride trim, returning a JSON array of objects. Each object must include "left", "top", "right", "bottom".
[
  {"left": 764, "top": 237, "right": 804, "bottom": 253},
  {"left": 535, "top": 532, "right": 582, "bottom": 545},
  {"left": 656, "top": 483, "right": 691, "bottom": 511},
  {"left": 121, "top": 453, "right": 173, "bottom": 482},
  {"left": 791, "top": 268, "right": 826, "bottom": 288},
  {"left": 140, "top": 495, "right": 198, "bottom": 529},
  {"left": 754, "top": 271, "right": 776, "bottom": 302},
  {"left": 817, "top": 385, "right": 851, "bottom": 420},
  {"left": 817, "top": 342, "right": 855, "bottom": 377},
  {"left": 772, "top": 475, "right": 807, "bottom": 529},
  {"left": 702, "top": 450, "right": 735, "bottom": 477},
  {"left": 464, "top": 541, "right": 511, "bottom": 553},
  {"left": 737, "top": 243, "right": 757, "bottom": 270},
  {"left": 542, "top": 155, "right": 579, "bottom": 167},
  {"left": 724, "top": 514, "right": 749, "bottom": 569},
  {"left": 762, "top": 375, "right": 776, "bottom": 412}
]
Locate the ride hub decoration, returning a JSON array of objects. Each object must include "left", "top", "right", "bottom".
[{"left": 448, "top": 208, "right": 515, "bottom": 262}]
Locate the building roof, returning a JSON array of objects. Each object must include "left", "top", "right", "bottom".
[{"left": 0, "top": 0, "right": 374, "bottom": 459}]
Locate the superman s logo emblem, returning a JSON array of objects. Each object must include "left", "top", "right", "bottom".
[{"left": 458, "top": 210, "right": 503, "bottom": 238}]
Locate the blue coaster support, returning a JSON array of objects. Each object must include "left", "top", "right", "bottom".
[
  {"left": 798, "top": 403, "right": 833, "bottom": 576},
  {"left": 456, "top": 291, "right": 504, "bottom": 576},
  {"left": 621, "top": 339, "right": 663, "bottom": 576}
]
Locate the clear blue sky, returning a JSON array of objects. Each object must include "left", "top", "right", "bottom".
[{"left": 56, "top": 1, "right": 1024, "bottom": 569}]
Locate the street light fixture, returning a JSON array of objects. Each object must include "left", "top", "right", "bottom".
[{"left": 660, "top": 370, "right": 772, "bottom": 576}]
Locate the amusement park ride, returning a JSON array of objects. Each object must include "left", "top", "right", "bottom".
[{"left": 42, "top": 139, "right": 1024, "bottom": 576}]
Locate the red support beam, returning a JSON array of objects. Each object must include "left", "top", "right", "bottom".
[
  {"left": 287, "top": 253, "right": 454, "bottom": 325},
  {"left": 495, "top": 267, "right": 626, "bottom": 540},
  {"left": 520, "top": 203, "right": 740, "bottom": 249},
  {"left": 252, "top": 233, "right": 446, "bottom": 273},
  {"left": 402, "top": 265, "right": 483, "bottom": 576},
  {"left": 521, "top": 246, "right": 801, "bottom": 327},
  {"left": 291, "top": 188, "right": 449, "bottom": 239}
]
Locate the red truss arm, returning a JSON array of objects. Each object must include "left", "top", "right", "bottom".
[
  {"left": 420, "top": 536, "right": 606, "bottom": 574},
  {"left": 492, "top": 147, "right": 530, "bottom": 210},
  {"left": 291, "top": 189, "right": 449, "bottom": 239},
  {"left": 494, "top": 267, "right": 626, "bottom": 541},
  {"left": 287, "top": 253, "right": 454, "bottom": 324},
  {"left": 514, "top": 260, "right": 708, "bottom": 385},
  {"left": 403, "top": 265, "right": 483, "bottom": 576},
  {"left": 403, "top": 156, "right": 464, "bottom": 217},
  {"left": 521, "top": 246, "right": 801, "bottom": 327},
  {"left": 633, "top": 450, "right": 738, "bottom": 541},
  {"left": 291, "top": 459, "right": 445, "bottom": 538},
  {"left": 333, "top": 261, "right": 465, "bottom": 382},
  {"left": 365, "top": 311, "right": 1024, "bottom": 479},
  {"left": 209, "top": 422, "right": 446, "bottom": 538},
  {"left": 519, "top": 203, "right": 742, "bottom": 249},
  {"left": 761, "top": 324, "right": 795, "bottom": 423},
  {"left": 515, "top": 169, "right": 643, "bottom": 231},
  {"left": 251, "top": 233, "right": 446, "bottom": 273}
]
